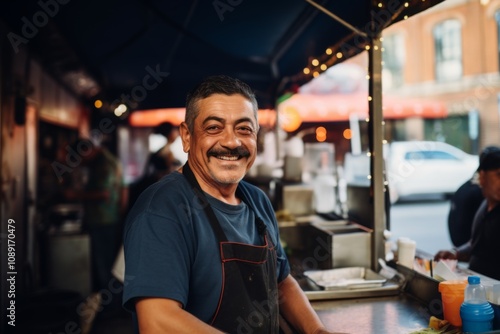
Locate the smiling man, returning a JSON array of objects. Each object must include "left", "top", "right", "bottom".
[{"left": 123, "top": 75, "right": 342, "bottom": 334}]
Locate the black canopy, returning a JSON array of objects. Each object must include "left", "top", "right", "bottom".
[{"left": 2, "top": 0, "right": 444, "bottom": 111}]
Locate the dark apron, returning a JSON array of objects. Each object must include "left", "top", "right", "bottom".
[{"left": 183, "top": 162, "right": 280, "bottom": 333}]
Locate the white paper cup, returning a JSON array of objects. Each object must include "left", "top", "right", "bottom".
[{"left": 397, "top": 237, "right": 416, "bottom": 269}]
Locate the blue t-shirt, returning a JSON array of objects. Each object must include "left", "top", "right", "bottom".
[{"left": 122, "top": 171, "right": 290, "bottom": 323}]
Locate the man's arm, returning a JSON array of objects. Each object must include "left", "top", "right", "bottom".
[
  {"left": 135, "top": 298, "right": 225, "bottom": 334},
  {"left": 278, "top": 275, "right": 347, "bottom": 334}
]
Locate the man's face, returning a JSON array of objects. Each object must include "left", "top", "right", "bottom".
[
  {"left": 181, "top": 93, "right": 258, "bottom": 189},
  {"left": 479, "top": 168, "right": 500, "bottom": 205}
]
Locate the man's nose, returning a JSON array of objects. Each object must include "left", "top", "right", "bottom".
[{"left": 220, "top": 129, "right": 241, "bottom": 148}]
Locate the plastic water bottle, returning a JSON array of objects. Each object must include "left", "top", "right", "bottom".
[{"left": 460, "top": 275, "right": 494, "bottom": 333}]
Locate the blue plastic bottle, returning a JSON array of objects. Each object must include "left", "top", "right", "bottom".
[{"left": 460, "top": 276, "right": 494, "bottom": 333}]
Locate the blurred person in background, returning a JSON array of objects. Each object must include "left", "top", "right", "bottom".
[
  {"left": 447, "top": 162, "right": 485, "bottom": 247},
  {"left": 435, "top": 146, "right": 500, "bottom": 280},
  {"left": 63, "top": 138, "right": 126, "bottom": 291},
  {"left": 128, "top": 122, "right": 185, "bottom": 211},
  {"left": 144, "top": 121, "right": 183, "bottom": 180}
]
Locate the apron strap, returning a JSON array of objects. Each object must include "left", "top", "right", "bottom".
[
  {"left": 183, "top": 161, "right": 228, "bottom": 242},
  {"left": 183, "top": 161, "right": 269, "bottom": 241}
]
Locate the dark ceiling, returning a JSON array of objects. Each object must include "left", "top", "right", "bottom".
[{"left": 1, "top": 0, "right": 444, "bottom": 113}]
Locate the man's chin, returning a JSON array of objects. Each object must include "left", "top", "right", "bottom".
[{"left": 211, "top": 171, "right": 245, "bottom": 185}]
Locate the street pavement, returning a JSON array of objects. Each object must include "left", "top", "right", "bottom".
[{"left": 389, "top": 197, "right": 453, "bottom": 258}]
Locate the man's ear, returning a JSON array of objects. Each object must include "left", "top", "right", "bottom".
[{"left": 179, "top": 122, "right": 190, "bottom": 153}]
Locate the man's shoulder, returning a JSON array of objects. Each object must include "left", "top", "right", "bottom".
[
  {"left": 146, "top": 172, "right": 188, "bottom": 195},
  {"left": 126, "top": 172, "right": 192, "bottom": 223}
]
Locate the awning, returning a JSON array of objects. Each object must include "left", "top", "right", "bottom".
[
  {"left": 1, "top": 0, "right": 446, "bottom": 110},
  {"left": 130, "top": 92, "right": 446, "bottom": 131},
  {"left": 129, "top": 108, "right": 277, "bottom": 128},
  {"left": 277, "top": 92, "right": 447, "bottom": 131}
]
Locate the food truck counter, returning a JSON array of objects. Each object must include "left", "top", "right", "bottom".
[
  {"left": 306, "top": 264, "right": 500, "bottom": 334},
  {"left": 311, "top": 294, "right": 430, "bottom": 333},
  {"left": 278, "top": 217, "right": 500, "bottom": 333}
]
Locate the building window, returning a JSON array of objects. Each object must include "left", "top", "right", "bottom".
[
  {"left": 433, "top": 19, "right": 462, "bottom": 82},
  {"left": 382, "top": 33, "right": 405, "bottom": 89},
  {"left": 496, "top": 10, "right": 500, "bottom": 71}
]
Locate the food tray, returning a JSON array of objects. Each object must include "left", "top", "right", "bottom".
[{"left": 304, "top": 267, "right": 387, "bottom": 290}]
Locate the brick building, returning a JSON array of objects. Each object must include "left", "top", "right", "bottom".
[{"left": 381, "top": 0, "right": 500, "bottom": 152}]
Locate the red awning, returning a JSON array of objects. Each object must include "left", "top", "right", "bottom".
[
  {"left": 277, "top": 93, "right": 447, "bottom": 123},
  {"left": 129, "top": 108, "right": 276, "bottom": 128},
  {"left": 129, "top": 93, "right": 446, "bottom": 132}
]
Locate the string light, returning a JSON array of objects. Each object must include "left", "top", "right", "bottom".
[{"left": 292, "top": 1, "right": 419, "bottom": 86}]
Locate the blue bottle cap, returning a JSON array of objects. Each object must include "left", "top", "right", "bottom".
[{"left": 468, "top": 275, "right": 480, "bottom": 284}]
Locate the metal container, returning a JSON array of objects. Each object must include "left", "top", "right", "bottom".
[{"left": 279, "top": 219, "right": 372, "bottom": 271}]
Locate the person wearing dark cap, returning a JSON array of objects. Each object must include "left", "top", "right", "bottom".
[{"left": 435, "top": 146, "right": 500, "bottom": 280}]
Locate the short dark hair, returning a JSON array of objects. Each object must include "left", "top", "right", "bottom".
[
  {"left": 185, "top": 75, "right": 258, "bottom": 133},
  {"left": 154, "top": 121, "right": 174, "bottom": 137}
]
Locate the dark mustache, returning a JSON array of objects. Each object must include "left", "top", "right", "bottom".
[{"left": 208, "top": 147, "right": 250, "bottom": 158}]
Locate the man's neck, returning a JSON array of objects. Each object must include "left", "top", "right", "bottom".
[{"left": 202, "top": 183, "right": 240, "bottom": 205}]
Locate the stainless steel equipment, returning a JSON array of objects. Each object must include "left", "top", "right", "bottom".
[{"left": 279, "top": 218, "right": 372, "bottom": 271}]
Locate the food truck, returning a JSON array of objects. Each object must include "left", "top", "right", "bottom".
[{"left": 2, "top": 1, "right": 500, "bottom": 333}]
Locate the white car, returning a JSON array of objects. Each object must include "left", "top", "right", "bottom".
[
  {"left": 386, "top": 141, "right": 479, "bottom": 203},
  {"left": 343, "top": 141, "right": 479, "bottom": 203}
]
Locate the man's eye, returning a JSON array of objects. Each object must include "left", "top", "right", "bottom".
[
  {"left": 206, "top": 125, "right": 221, "bottom": 131},
  {"left": 237, "top": 126, "right": 254, "bottom": 134}
]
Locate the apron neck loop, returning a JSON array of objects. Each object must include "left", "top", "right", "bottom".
[
  {"left": 183, "top": 161, "right": 228, "bottom": 242},
  {"left": 183, "top": 161, "right": 267, "bottom": 239}
]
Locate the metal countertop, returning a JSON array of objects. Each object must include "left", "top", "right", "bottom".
[{"left": 311, "top": 294, "right": 431, "bottom": 334}]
